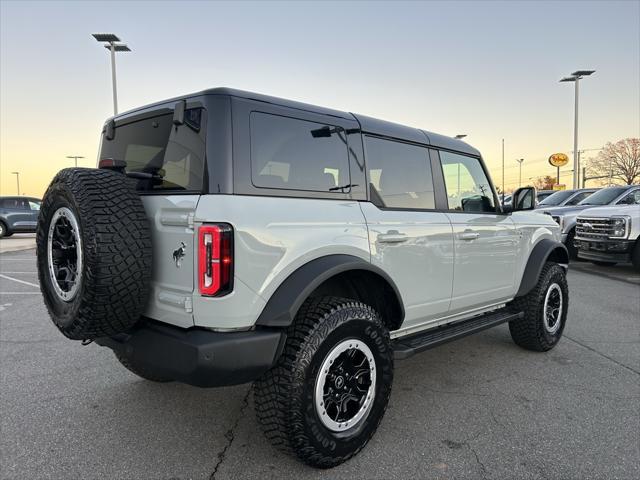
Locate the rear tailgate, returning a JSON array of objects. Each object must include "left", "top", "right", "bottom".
[{"left": 141, "top": 195, "right": 199, "bottom": 328}]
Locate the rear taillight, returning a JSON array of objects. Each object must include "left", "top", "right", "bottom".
[{"left": 198, "top": 224, "right": 233, "bottom": 296}]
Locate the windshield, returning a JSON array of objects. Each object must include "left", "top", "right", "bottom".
[
  {"left": 539, "top": 190, "right": 573, "bottom": 206},
  {"left": 578, "top": 187, "right": 627, "bottom": 206}
]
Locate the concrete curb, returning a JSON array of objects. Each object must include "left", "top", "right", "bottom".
[{"left": 0, "top": 241, "right": 37, "bottom": 254}]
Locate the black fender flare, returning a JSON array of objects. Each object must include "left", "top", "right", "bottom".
[
  {"left": 516, "top": 238, "right": 569, "bottom": 297},
  {"left": 255, "top": 254, "right": 405, "bottom": 328}
]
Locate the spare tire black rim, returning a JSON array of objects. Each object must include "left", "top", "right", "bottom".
[
  {"left": 314, "top": 339, "right": 376, "bottom": 432},
  {"left": 47, "top": 207, "right": 83, "bottom": 302}
]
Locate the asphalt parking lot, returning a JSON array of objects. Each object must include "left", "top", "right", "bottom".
[{"left": 1, "top": 247, "right": 638, "bottom": 480}]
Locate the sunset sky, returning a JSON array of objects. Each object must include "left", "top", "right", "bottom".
[{"left": 1, "top": 0, "right": 638, "bottom": 197}]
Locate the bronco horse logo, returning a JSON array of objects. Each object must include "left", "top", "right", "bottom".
[{"left": 173, "top": 242, "right": 187, "bottom": 268}]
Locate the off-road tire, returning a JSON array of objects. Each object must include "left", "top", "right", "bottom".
[
  {"left": 37, "top": 168, "right": 152, "bottom": 340},
  {"left": 254, "top": 296, "right": 394, "bottom": 469},
  {"left": 566, "top": 229, "right": 578, "bottom": 260},
  {"left": 114, "top": 350, "right": 173, "bottom": 383},
  {"left": 0, "top": 221, "right": 10, "bottom": 238},
  {"left": 508, "top": 262, "right": 568, "bottom": 352}
]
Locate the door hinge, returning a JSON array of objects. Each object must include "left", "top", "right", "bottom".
[
  {"left": 187, "top": 213, "right": 195, "bottom": 229},
  {"left": 184, "top": 297, "right": 193, "bottom": 313}
]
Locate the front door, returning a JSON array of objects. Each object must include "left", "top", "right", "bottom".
[{"left": 437, "top": 151, "right": 517, "bottom": 313}]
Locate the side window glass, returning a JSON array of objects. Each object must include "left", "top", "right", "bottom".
[
  {"left": 566, "top": 191, "right": 590, "bottom": 205},
  {"left": 439, "top": 151, "right": 496, "bottom": 212},
  {"left": 364, "top": 136, "right": 435, "bottom": 209},
  {"left": 28, "top": 201, "right": 41, "bottom": 211},
  {"left": 619, "top": 190, "right": 640, "bottom": 205},
  {"left": 9, "top": 199, "right": 29, "bottom": 210},
  {"left": 250, "top": 112, "right": 350, "bottom": 192}
]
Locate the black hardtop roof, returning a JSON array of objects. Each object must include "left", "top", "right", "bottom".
[{"left": 113, "top": 87, "right": 480, "bottom": 156}]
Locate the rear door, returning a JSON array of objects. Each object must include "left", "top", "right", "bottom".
[
  {"left": 98, "top": 103, "right": 208, "bottom": 327},
  {"left": 360, "top": 136, "right": 454, "bottom": 334},
  {"left": 436, "top": 151, "right": 517, "bottom": 313}
]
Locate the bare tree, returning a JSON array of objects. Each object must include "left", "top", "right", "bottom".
[
  {"left": 532, "top": 175, "right": 556, "bottom": 190},
  {"left": 588, "top": 138, "right": 640, "bottom": 185}
]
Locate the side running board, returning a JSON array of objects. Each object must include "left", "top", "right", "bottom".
[{"left": 392, "top": 309, "right": 523, "bottom": 360}]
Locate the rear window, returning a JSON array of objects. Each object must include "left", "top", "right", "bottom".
[
  {"left": 99, "top": 109, "right": 206, "bottom": 192},
  {"left": 250, "top": 112, "right": 350, "bottom": 192}
]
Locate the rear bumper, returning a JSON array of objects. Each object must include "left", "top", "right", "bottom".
[
  {"left": 575, "top": 238, "right": 633, "bottom": 263},
  {"left": 95, "top": 320, "right": 285, "bottom": 387}
]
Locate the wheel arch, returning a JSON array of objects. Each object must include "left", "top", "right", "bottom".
[
  {"left": 255, "top": 254, "right": 405, "bottom": 331},
  {"left": 516, "top": 238, "right": 568, "bottom": 297}
]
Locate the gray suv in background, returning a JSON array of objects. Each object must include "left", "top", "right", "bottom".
[{"left": 0, "top": 196, "right": 41, "bottom": 238}]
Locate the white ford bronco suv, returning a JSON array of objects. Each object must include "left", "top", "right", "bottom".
[{"left": 36, "top": 88, "right": 569, "bottom": 468}]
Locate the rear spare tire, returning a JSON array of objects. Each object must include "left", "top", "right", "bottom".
[{"left": 36, "top": 168, "right": 152, "bottom": 340}]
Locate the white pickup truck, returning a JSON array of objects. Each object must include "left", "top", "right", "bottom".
[{"left": 574, "top": 197, "right": 640, "bottom": 268}]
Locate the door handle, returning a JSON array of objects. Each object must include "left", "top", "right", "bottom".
[
  {"left": 459, "top": 231, "right": 480, "bottom": 241},
  {"left": 378, "top": 231, "right": 408, "bottom": 244}
]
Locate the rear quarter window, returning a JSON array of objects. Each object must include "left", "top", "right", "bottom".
[{"left": 250, "top": 112, "right": 351, "bottom": 193}]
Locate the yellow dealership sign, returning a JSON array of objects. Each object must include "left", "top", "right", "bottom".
[{"left": 549, "top": 153, "right": 569, "bottom": 168}]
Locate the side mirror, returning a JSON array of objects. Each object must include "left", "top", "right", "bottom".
[{"left": 512, "top": 187, "right": 536, "bottom": 211}]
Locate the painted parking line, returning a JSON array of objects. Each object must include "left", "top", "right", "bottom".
[
  {"left": 0, "top": 292, "right": 41, "bottom": 295},
  {"left": 0, "top": 274, "right": 39, "bottom": 288}
]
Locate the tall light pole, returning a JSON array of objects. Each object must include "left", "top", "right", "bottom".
[
  {"left": 516, "top": 158, "right": 525, "bottom": 187},
  {"left": 501, "top": 138, "right": 505, "bottom": 201},
  {"left": 560, "top": 70, "right": 595, "bottom": 189},
  {"left": 11, "top": 172, "right": 20, "bottom": 196},
  {"left": 66, "top": 155, "right": 85, "bottom": 167},
  {"left": 92, "top": 33, "right": 131, "bottom": 115}
]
